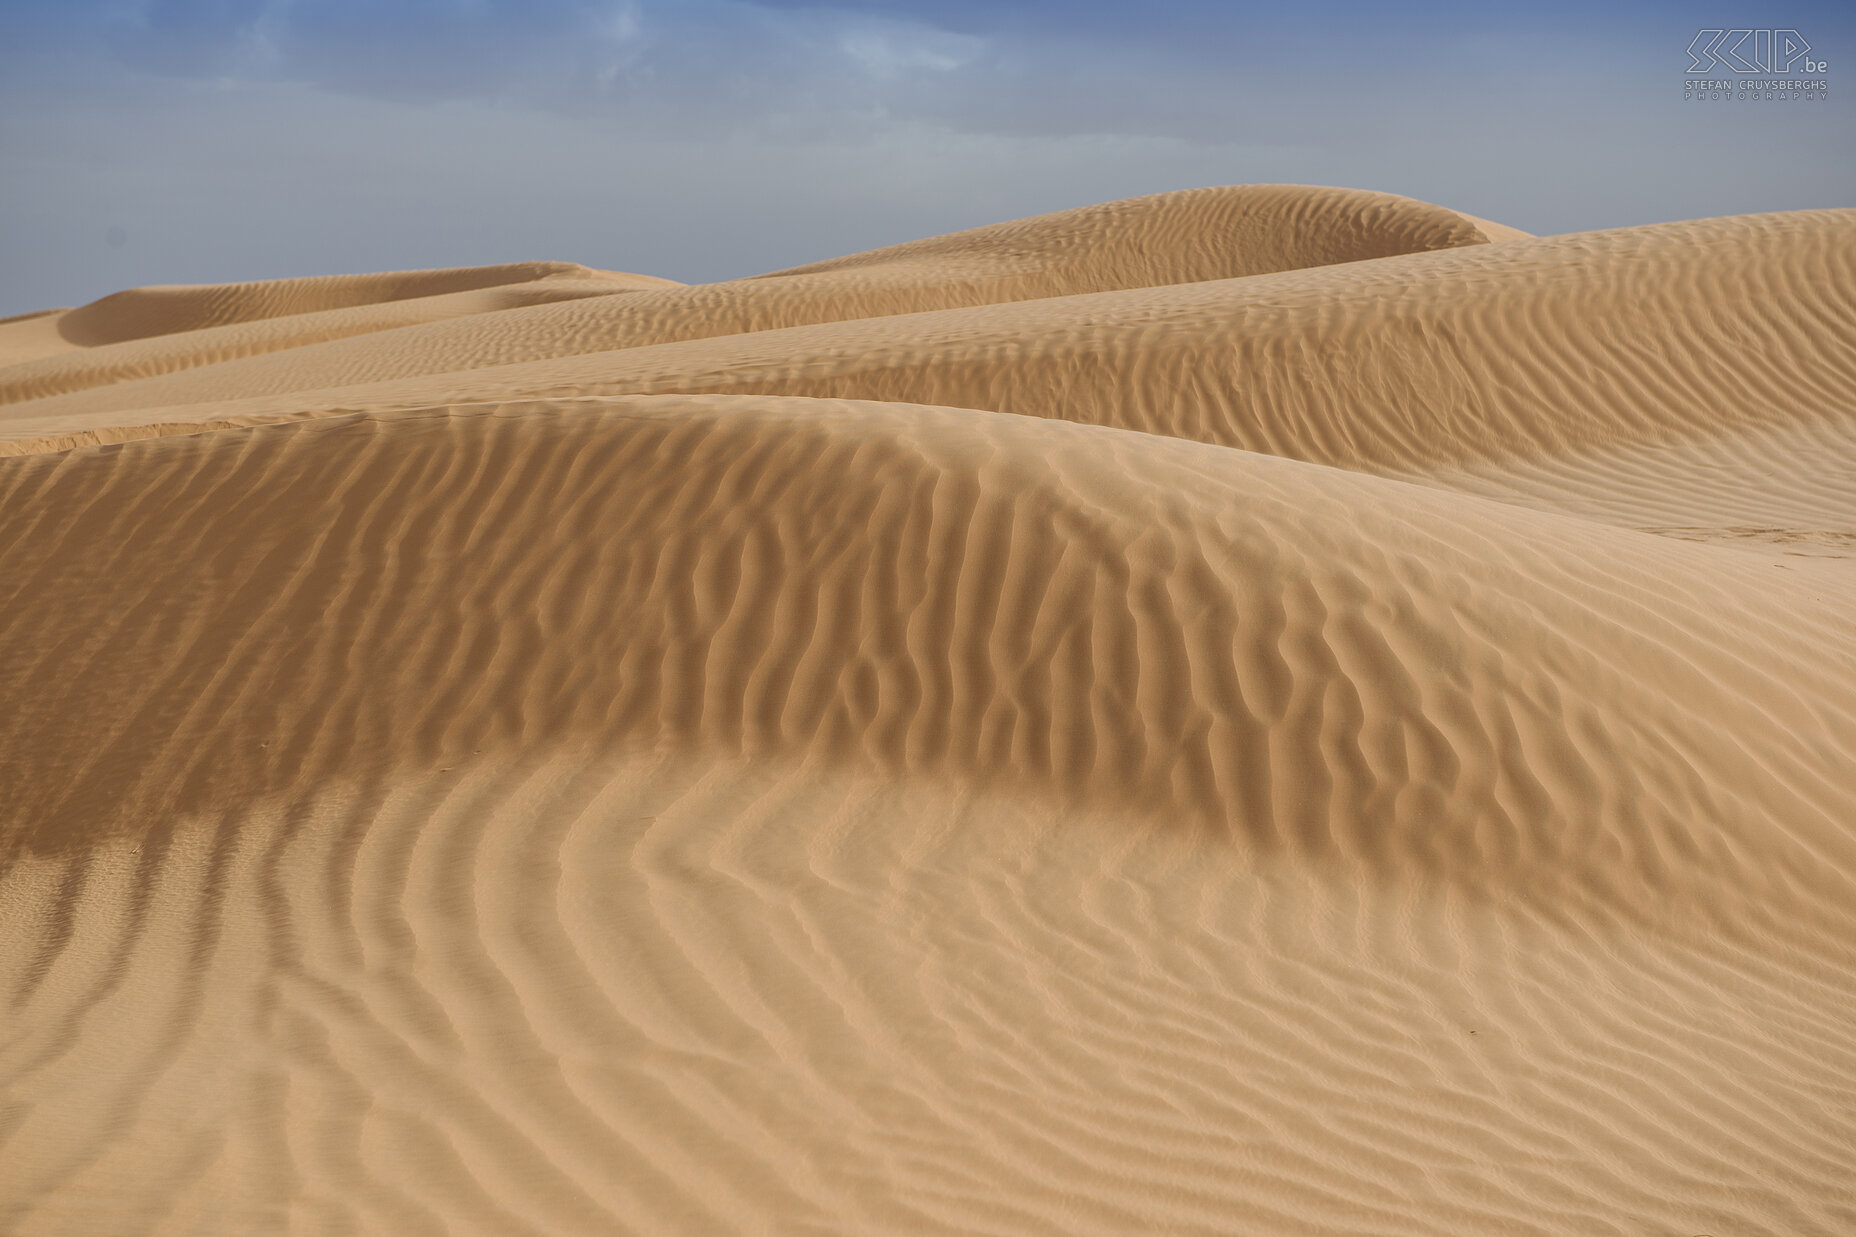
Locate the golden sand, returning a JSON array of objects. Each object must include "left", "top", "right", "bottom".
[{"left": 2, "top": 185, "right": 1853, "bottom": 1235}]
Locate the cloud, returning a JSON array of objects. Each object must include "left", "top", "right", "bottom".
[{"left": 15, "top": 0, "right": 1850, "bottom": 151}]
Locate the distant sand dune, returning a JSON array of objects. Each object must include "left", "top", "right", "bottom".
[
  {"left": 0, "top": 263, "right": 680, "bottom": 401},
  {"left": 0, "top": 185, "right": 1496, "bottom": 407},
  {"left": 9, "top": 208, "right": 1848, "bottom": 555},
  {"left": 1, "top": 187, "right": 1852, "bottom": 1235},
  {"left": 56, "top": 261, "right": 681, "bottom": 345}
]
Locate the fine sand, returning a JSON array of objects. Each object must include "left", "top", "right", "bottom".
[{"left": 2, "top": 185, "right": 1853, "bottom": 1235}]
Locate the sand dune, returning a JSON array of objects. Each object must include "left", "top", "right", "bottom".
[
  {"left": 0, "top": 262, "right": 681, "bottom": 402},
  {"left": 2, "top": 186, "right": 1853, "bottom": 1235},
  {"left": 0, "top": 185, "right": 1500, "bottom": 409},
  {"left": 9, "top": 208, "right": 1849, "bottom": 557}
]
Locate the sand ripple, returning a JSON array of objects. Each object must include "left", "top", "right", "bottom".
[{"left": 2, "top": 187, "right": 1853, "bottom": 1234}]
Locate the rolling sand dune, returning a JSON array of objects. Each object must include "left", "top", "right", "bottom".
[
  {"left": 0, "top": 185, "right": 1500, "bottom": 408},
  {"left": 2, "top": 186, "right": 1853, "bottom": 1235},
  {"left": 0, "top": 263, "right": 682, "bottom": 401},
  {"left": 6, "top": 209, "right": 1850, "bottom": 555}
]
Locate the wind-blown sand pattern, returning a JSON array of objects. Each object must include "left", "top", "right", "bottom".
[{"left": 2, "top": 185, "right": 1853, "bottom": 1235}]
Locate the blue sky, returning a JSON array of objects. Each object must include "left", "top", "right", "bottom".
[{"left": 2, "top": 0, "right": 1851, "bottom": 315}]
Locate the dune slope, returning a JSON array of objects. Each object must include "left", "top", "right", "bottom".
[
  {"left": 6, "top": 208, "right": 1848, "bottom": 557},
  {"left": 1, "top": 187, "right": 1852, "bottom": 1236},
  {"left": 0, "top": 185, "right": 1499, "bottom": 408}
]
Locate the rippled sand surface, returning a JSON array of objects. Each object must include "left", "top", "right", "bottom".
[{"left": 3, "top": 185, "right": 1854, "bottom": 1235}]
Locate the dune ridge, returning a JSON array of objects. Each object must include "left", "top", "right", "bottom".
[
  {"left": 0, "top": 264, "right": 681, "bottom": 402},
  {"left": 0, "top": 185, "right": 1499, "bottom": 407},
  {"left": 1, "top": 186, "right": 1853, "bottom": 1235},
  {"left": 3, "top": 397, "right": 1850, "bottom": 885},
  {"left": 7, "top": 208, "right": 1847, "bottom": 558},
  {"left": 55, "top": 261, "right": 679, "bottom": 345}
]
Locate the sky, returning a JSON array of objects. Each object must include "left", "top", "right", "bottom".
[{"left": 2, "top": 0, "right": 1852, "bottom": 316}]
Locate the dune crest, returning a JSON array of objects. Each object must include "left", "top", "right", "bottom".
[
  {"left": 55, "top": 261, "right": 681, "bottom": 346},
  {"left": 2, "top": 188, "right": 1853, "bottom": 1235},
  {"left": 0, "top": 264, "right": 681, "bottom": 402},
  {"left": 0, "top": 185, "right": 1494, "bottom": 406}
]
